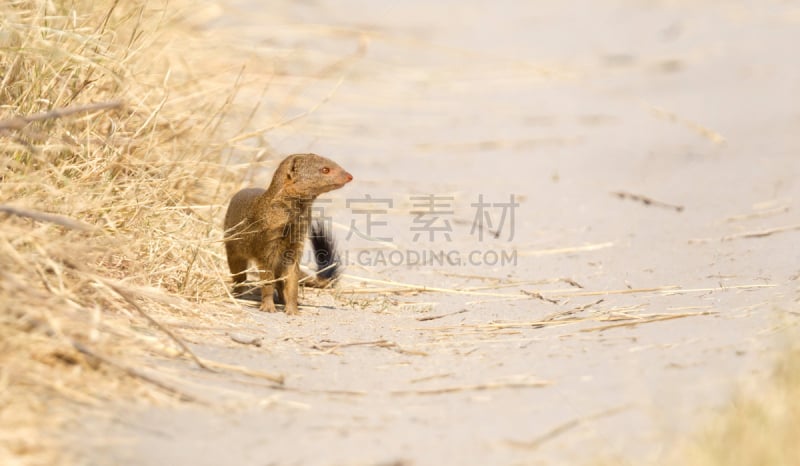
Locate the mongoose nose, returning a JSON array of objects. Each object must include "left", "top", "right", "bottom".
[{"left": 344, "top": 171, "right": 353, "bottom": 183}]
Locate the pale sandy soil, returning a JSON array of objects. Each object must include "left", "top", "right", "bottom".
[{"left": 72, "top": 1, "right": 800, "bottom": 464}]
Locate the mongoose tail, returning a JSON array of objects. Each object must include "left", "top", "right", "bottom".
[{"left": 305, "top": 219, "right": 342, "bottom": 287}]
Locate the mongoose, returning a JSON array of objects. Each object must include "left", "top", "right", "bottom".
[{"left": 223, "top": 153, "right": 353, "bottom": 314}]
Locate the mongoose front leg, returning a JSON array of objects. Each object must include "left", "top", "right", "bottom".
[
  {"left": 258, "top": 268, "right": 277, "bottom": 313},
  {"left": 283, "top": 263, "right": 300, "bottom": 315}
]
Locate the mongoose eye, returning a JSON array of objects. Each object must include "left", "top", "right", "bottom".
[{"left": 320, "top": 167, "right": 331, "bottom": 174}]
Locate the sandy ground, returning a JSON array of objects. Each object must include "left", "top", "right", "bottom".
[{"left": 72, "top": 1, "right": 800, "bottom": 465}]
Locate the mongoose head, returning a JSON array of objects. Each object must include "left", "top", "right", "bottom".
[{"left": 279, "top": 153, "right": 353, "bottom": 198}]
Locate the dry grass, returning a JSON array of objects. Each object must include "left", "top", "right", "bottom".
[
  {"left": 586, "top": 341, "right": 800, "bottom": 466},
  {"left": 0, "top": 1, "right": 266, "bottom": 464},
  {"left": 667, "top": 343, "right": 800, "bottom": 466}
]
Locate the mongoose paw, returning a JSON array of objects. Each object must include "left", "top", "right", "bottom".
[
  {"left": 284, "top": 304, "right": 299, "bottom": 316},
  {"left": 259, "top": 301, "right": 278, "bottom": 313}
]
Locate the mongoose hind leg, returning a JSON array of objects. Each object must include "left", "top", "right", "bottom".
[
  {"left": 273, "top": 281, "right": 285, "bottom": 305},
  {"left": 258, "top": 267, "right": 278, "bottom": 313},
  {"left": 227, "top": 254, "right": 252, "bottom": 297},
  {"left": 226, "top": 253, "right": 248, "bottom": 285}
]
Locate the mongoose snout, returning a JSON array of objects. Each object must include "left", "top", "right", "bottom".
[{"left": 331, "top": 166, "right": 353, "bottom": 186}]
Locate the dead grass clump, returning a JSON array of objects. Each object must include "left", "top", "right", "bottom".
[
  {"left": 673, "top": 344, "right": 800, "bottom": 466},
  {"left": 0, "top": 0, "right": 254, "bottom": 464}
]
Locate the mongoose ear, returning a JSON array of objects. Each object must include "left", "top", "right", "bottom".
[{"left": 286, "top": 156, "right": 297, "bottom": 182}]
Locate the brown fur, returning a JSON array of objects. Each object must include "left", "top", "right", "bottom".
[{"left": 223, "top": 153, "right": 353, "bottom": 314}]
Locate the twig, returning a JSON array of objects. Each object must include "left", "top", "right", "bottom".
[
  {"left": 462, "top": 279, "right": 551, "bottom": 292},
  {"left": 298, "top": 262, "right": 338, "bottom": 284},
  {"left": 725, "top": 206, "right": 789, "bottom": 222},
  {"left": 104, "top": 281, "right": 212, "bottom": 371},
  {"left": 574, "top": 298, "right": 604, "bottom": 312},
  {"left": 416, "top": 309, "right": 468, "bottom": 322},
  {"left": 534, "top": 285, "right": 679, "bottom": 298},
  {"left": 312, "top": 339, "right": 427, "bottom": 356},
  {"left": 505, "top": 405, "right": 630, "bottom": 450},
  {"left": 0, "top": 101, "right": 123, "bottom": 131},
  {"left": 58, "top": 264, "right": 211, "bottom": 373},
  {"left": 409, "top": 373, "right": 455, "bottom": 384},
  {"left": 342, "top": 275, "right": 614, "bottom": 299},
  {"left": 420, "top": 306, "right": 694, "bottom": 332},
  {"left": 299, "top": 388, "right": 367, "bottom": 397},
  {"left": 659, "top": 284, "right": 775, "bottom": 295},
  {"left": 580, "top": 311, "right": 716, "bottom": 332},
  {"left": 518, "top": 242, "right": 614, "bottom": 257},
  {"left": 70, "top": 340, "right": 200, "bottom": 403},
  {"left": 196, "top": 358, "right": 284, "bottom": 385},
  {"left": 722, "top": 224, "right": 800, "bottom": 241},
  {"left": 0, "top": 204, "right": 97, "bottom": 231},
  {"left": 312, "top": 339, "right": 383, "bottom": 351},
  {"left": 391, "top": 379, "right": 552, "bottom": 396},
  {"left": 521, "top": 290, "right": 559, "bottom": 304},
  {"left": 541, "top": 298, "right": 604, "bottom": 322},
  {"left": 611, "top": 191, "right": 684, "bottom": 212},
  {"left": 560, "top": 277, "right": 584, "bottom": 288},
  {"left": 454, "top": 318, "right": 588, "bottom": 331},
  {"left": 646, "top": 103, "right": 726, "bottom": 144},
  {"left": 341, "top": 274, "right": 529, "bottom": 298}
]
